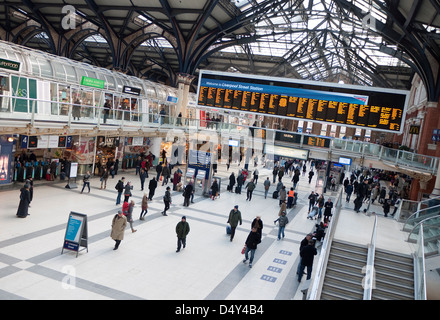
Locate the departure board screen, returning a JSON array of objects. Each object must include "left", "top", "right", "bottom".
[{"left": 197, "top": 70, "right": 409, "bottom": 133}]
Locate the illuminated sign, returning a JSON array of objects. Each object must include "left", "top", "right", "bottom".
[
  {"left": 338, "top": 157, "right": 352, "bottom": 165},
  {"left": 81, "top": 76, "right": 105, "bottom": 89},
  {"left": 409, "top": 125, "right": 420, "bottom": 135},
  {"left": 197, "top": 70, "right": 409, "bottom": 133}
]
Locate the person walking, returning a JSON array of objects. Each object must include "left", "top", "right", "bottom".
[
  {"left": 148, "top": 177, "right": 157, "bottom": 201},
  {"left": 140, "top": 192, "right": 148, "bottom": 220},
  {"left": 80, "top": 171, "right": 91, "bottom": 194},
  {"left": 211, "top": 178, "right": 219, "bottom": 200},
  {"left": 272, "top": 166, "right": 278, "bottom": 184},
  {"left": 161, "top": 163, "right": 170, "bottom": 186},
  {"left": 287, "top": 187, "right": 295, "bottom": 208},
  {"left": 263, "top": 177, "right": 271, "bottom": 199},
  {"left": 297, "top": 233, "right": 313, "bottom": 276},
  {"left": 274, "top": 211, "right": 289, "bottom": 240},
  {"left": 16, "top": 183, "right": 31, "bottom": 218},
  {"left": 323, "top": 198, "right": 333, "bottom": 221},
  {"left": 346, "top": 183, "right": 354, "bottom": 202},
  {"left": 124, "top": 181, "right": 132, "bottom": 202},
  {"left": 139, "top": 168, "right": 147, "bottom": 191},
  {"left": 228, "top": 172, "right": 236, "bottom": 192},
  {"left": 236, "top": 172, "right": 244, "bottom": 194},
  {"left": 155, "top": 162, "right": 163, "bottom": 181},
  {"left": 100, "top": 167, "right": 109, "bottom": 189},
  {"left": 242, "top": 227, "right": 262, "bottom": 268},
  {"left": 316, "top": 194, "right": 325, "bottom": 220},
  {"left": 251, "top": 216, "right": 263, "bottom": 235},
  {"left": 162, "top": 186, "right": 172, "bottom": 216},
  {"left": 383, "top": 199, "right": 390, "bottom": 217},
  {"left": 175, "top": 216, "right": 190, "bottom": 252},
  {"left": 183, "top": 180, "right": 194, "bottom": 207},
  {"left": 253, "top": 168, "right": 259, "bottom": 184},
  {"left": 298, "top": 240, "right": 317, "bottom": 282},
  {"left": 278, "top": 200, "right": 287, "bottom": 217},
  {"left": 115, "top": 177, "right": 125, "bottom": 205},
  {"left": 245, "top": 179, "right": 256, "bottom": 201},
  {"left": 125, "top": 200, "right": 137, "bottom": 233},
  {"left": 308, "top": 191, "right": 317, "bottom": 213},
  {"left": 227, "top": 205, "right": 242, "bottom": 242},
  {"left": 279, "top": 186, "right": 287, "bottom": 206},
  {"left": 111, "top": 211, "right": 127, "bottom": 250},
  {"left": 308, "top": 170, "right": 314, "bottom": 184}
]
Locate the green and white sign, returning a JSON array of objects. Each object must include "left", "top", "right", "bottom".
[
  {"left": 81, "top": 76, "right": 105, "bottom": 89},
  {"left": 0, "top": 58, "right": 20, "bottom": 71},
  {"left": 11, "top": 76, "right": 37, "bottom": 113}
]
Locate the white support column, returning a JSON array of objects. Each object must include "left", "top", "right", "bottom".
[{"left": 176, "top": 73, "right": 195, "bottom": 120}]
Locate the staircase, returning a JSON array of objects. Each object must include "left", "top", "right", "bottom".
[
  {"left": 372, "top": 249, "right": 414, "bottom": 300},
  {"left": 320, "top": 240, "right": 368, "bottom": 300}
]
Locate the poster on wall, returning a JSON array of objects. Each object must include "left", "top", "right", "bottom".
[{"left": 0, "top": 143, "right": 12, "bottom": 185}]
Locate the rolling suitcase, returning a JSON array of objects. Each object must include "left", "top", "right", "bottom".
[{"left": 272, "top": 190, "right": 278, "bottom": 199}]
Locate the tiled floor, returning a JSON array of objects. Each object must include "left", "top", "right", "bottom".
[{"left": 0, "top": 161, "right": 438, "bottom": 300}]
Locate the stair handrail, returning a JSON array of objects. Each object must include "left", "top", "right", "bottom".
[
  {"left": 403, "top": 202, "right": 440, "bottom": 231},
  {"left": 363, "top": 215, "right": 378, "bottom": 300},
  {"left": 414, "top": 222, "right": 427, "bottom": 300},
  {"left": 308, "top": 189, "right": 343, "bottom": 300},
  {"left": 407, "top": 215, "right": 440, "bottom": 242}
]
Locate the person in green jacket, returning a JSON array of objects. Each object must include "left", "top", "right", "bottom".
[
  {"left": 227, "top": 205, "right": 242, "bottom": 242},
  {"left": 245, "top": 179, "right": 256, "bottom": 201},
  {"left": 176, "top": 216, "right": 190, "bottom": 252}
]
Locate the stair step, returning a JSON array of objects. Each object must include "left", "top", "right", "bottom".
[
  {"left": 375, "top": 249, "right": 413, "bottom": 265},
  {"left": 331, "top": 246, "right": 369, "bottom": 262},
  {"left": 374, "top": 280, "right": 414, "bottom": 297},
  {"left": 328, "top": 252, "right": 367, "bottom": 267},
  {"left": 374, "top": 269, "right": 414, "bottom": 288},
  {"left": 372, "top": 286, "right": 414, "bottom": 300},
  {"left": 321, "top": 282, "right": 364, "bottom": 300},
  {"left": 327, "top": 258, "right": 365, "bottom": 274},
  {"left": 326, "top": 266, "right": 365, "bottom": 283}
]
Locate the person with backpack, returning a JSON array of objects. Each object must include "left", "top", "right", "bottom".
[
  {"left": 115, "top": 177, "right": 125, "bottom": 205},
  {"left": 162, "top": 186, "right": 172, "bottom": 216},
  {"left": 245, "top": 179, "right": 256, "bottom": 201},
  {"left": 274, "top": 211, "right": 289, "bottom": 240},
  {"left": 80, "top": 171, "right": 91, "bottom": 194}
]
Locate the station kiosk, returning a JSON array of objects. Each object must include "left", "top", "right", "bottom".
[{"left": 185, "top": 168, "right": 195, "bottom": 185}]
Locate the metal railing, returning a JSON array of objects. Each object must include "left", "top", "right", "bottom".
[
  {"left": 1, "top": 93, "right": 439, "bottom": 174},
  {"left": 414, "top": 223, "right": 427, "bottom": 300},
  {"left": 308, "top": 189, "right": 343, "bottom": 300},
  {"left": 403, "top": 202, "right": 440, "bottom": 232},
  {"left": 363, "top": 215, "right": 378, "bottom": 300}
]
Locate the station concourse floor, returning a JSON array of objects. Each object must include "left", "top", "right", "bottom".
[{"left": 0, "top": 161, "right": 439, "bottom": 302}]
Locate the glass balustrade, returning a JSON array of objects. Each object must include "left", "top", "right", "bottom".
[{"left": 1, "top": 93, "right": 438, "bottom": 174}]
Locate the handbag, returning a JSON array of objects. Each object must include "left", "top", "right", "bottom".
[{"left": 241, "top": 245, "right": 246, "bottom": 254}]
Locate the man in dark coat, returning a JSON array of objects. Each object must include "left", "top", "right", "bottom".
[
  {"left": 228, "top": 172, "right": 236, "bottom": 192},
  {"left": 17, "top": 184, "right": 31, "bottom": 218},
  {"left": 298, "top": 240, "right": 317, "bottom": 282},
  {"left": 242, "top": 227, "right": 261, "bottom": 268},
  {"left": 183, "top": 180, "right": 194, "bottom": 207},
  {"left": 227, "top": 205, "right": 242, "bottom": 241},
  {"left": 148, "top": 177, "right": 157, "bottom": 201},
  {"left": 176, "top": 216, "right": 190, "bottom": 252}
]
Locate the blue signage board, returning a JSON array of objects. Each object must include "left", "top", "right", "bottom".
[{"left": 61, "top": 212, "right": 88, "bottom": 257}]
